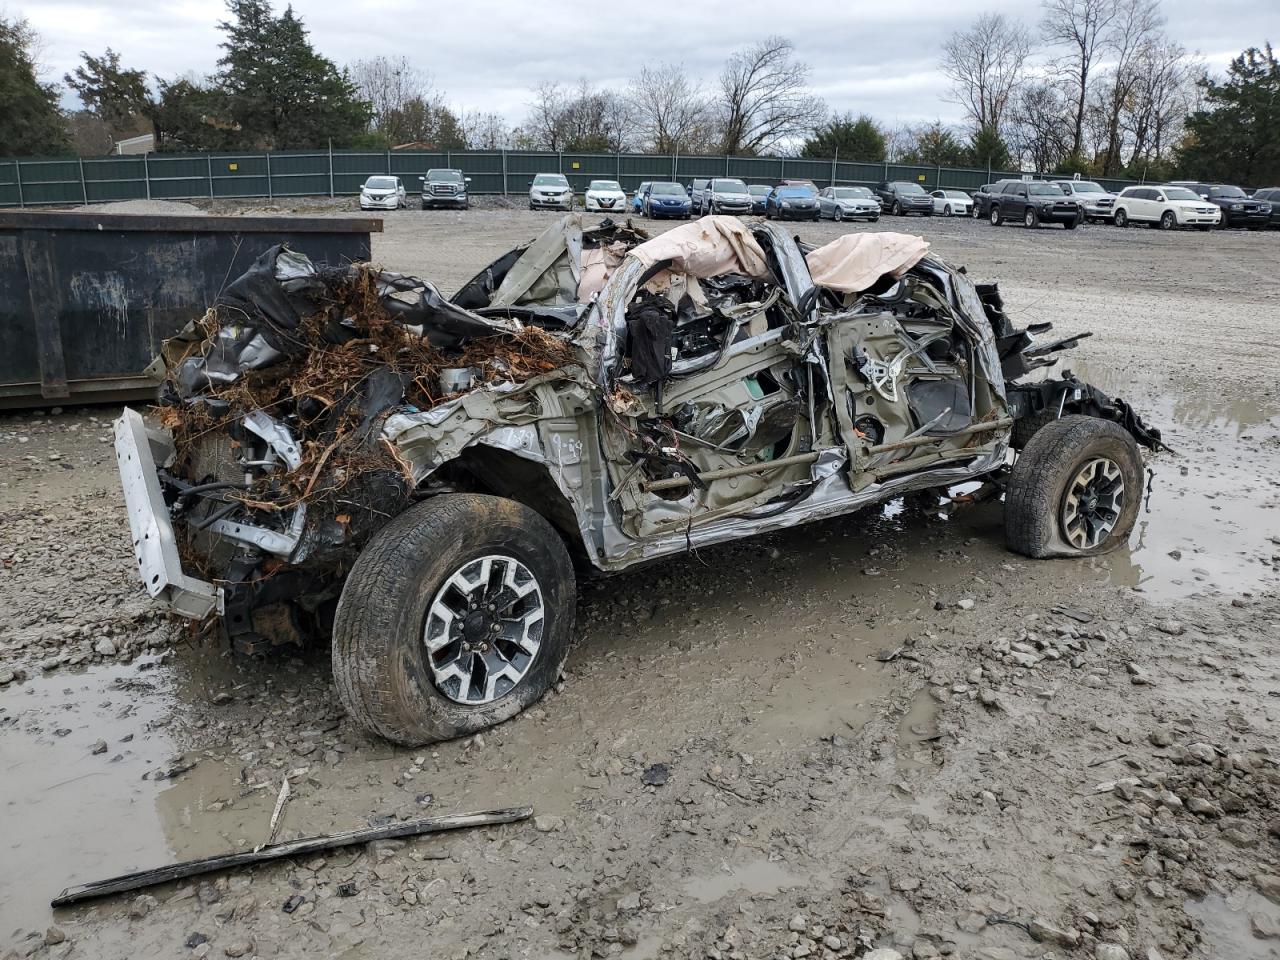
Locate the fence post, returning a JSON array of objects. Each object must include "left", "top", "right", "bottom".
[
  {"left": 780, "top": 157, "right": 785, "bottom": 180},
  {"left": 501, "top": 148, "right": 508, "bottom": 196},
  {"left": 671, "top": 149, "right": 676, "bottom": 182},
  {"left": 265, "top": 153, "right": 273, "bottom": 199},
  {"left": 616, "top": 152, "right": 620, "bottom": 181},
  {"left": 328, "top": 139, "right": 334, "bottom": 198},
  {"left": 830, "top": 149, "right": 837, "bottom": 187},
  {"left": 15, "top": 161, "right": 23, "bottom": 208},
  {"left": 207, "top": 153, "right": 214, "bottom": 198},
  {"left": 385, "top": 149, "right": 391, "bottom": 175},
  {"left": 725, "top": 154, "right": 730, "bottom": 176},
  {"left": 144, "top": 153, "right": 152, "bottom": 200},
  {"left": 936, "top": 163, "right": 941, "bottom": 190},
  {"left": 884, "top": 160, "right": 889, "bottom": 181},
  {"left": 78, "top": 157, "right": 88, "bottom": 204},
  {"left": 446, "top": 150, "right": 451, "bottom": 170},
  {"left": 557, "top": 150, "right": 562, "bottom": 175}
]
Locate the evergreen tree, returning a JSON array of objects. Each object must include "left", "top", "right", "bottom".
[
  {"left": 1178, "top": 44, "right": 1280, "bottom": 185},
  {"left": 0, "top": 15, "right": 70, "bottom": 156},
  {"left": 801, "top": 113, "right": 886, "bottom": 161},
  {"left": 214, "top": 0, "right": 370, "bottom": 148},
  {"left": 967, "top": 124, "right": 1013, "bottom": 171},
  {"left": 64, "top": 49, "right": 153, "bottom": 143},
  {"left": 902, "top": 122, "right": 967, "bottom": 166}
]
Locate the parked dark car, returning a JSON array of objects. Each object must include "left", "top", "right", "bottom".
[
  {"left": 1171, "top": 182, "right": 1272, "bottom": 229},
  {"left": 765, "top": 184, "right": 820, "bottom": 220},
  {"left": 987, "top": 180, "right": 1082, "bottom": 229},
  {"left": 1250, "top": 187, "right": 1280, "bottom": 227},
  {"left": 747, "top": 184, "right": 772, "bottom": 215},
  {"left": 874, "top": 181, "right": 934, "bottom": 216},
  {"left": 643, "top": 181, "right": 693, "bottom": 219},
  {"left": 970, "top": 182, "right": 1006, "bottom": 219}
]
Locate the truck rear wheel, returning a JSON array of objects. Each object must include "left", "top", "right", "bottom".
[
  {"left": 1004, "top": 416, "right": 1143, "bottom": 559},
  {"left": 333, "top": 494, "right": 576, "bottom": 746}
]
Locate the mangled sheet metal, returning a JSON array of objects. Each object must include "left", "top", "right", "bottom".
[
  {"left": 153, "top": 240, "right": 591, "bottom": 584},
  {"left": 121, "top": 216, "right": 1163, "bottom": 655}
]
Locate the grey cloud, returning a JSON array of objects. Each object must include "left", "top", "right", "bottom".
[{"left": 27, "top": 0, "right": 1280, "bottom": 134}]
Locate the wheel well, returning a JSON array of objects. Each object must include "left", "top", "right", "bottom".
[{"left": 429, "top": 446, "right": 591, "bottom": 569}]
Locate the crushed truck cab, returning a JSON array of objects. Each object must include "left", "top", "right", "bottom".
[{"left": 114, "top": 215, "right": 1162, "bottom": 745}]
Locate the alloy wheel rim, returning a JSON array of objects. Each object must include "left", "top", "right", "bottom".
[
  {"left": 423, "top": 554, "right": 545, "bottom": 705},
  {"left": 1061, "top": 458, "right": 1125, "bottom": 549}
]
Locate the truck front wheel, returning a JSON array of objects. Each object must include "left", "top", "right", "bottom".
[
  {"left": 333, "top": 494, "right": 576, "bottom": 746},
  {"left": 1004, "top": 416, "right": 1143, "bottom": 559}
]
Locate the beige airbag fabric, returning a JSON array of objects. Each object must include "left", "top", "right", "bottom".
[{"left": 805, "top": 232, "right": 930, "bottom": 293}]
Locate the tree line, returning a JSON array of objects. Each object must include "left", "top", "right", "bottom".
[{"left": 1, "top": 0, "right": 1276, "bottom": 185}]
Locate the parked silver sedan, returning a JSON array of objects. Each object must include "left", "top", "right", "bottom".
[
  {"left": 931, "top": 189, "right": 973, "bottom": 217},
  {"left": 817, "top": 186, "right": 881, "bottom": 221}
]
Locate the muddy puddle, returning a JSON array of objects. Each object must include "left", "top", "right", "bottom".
[
  {"left": 681, "top": 856, "right": 833, "bottom": 904},
  {"left": 1185, "top": 889, "right": 1280, "bottom": 959},
  {"left": 1047, "top": 359, "right": 1280, "bottom": 603},
  {"left": 0, "top": 657, "right": 189, "bottom": 933}
]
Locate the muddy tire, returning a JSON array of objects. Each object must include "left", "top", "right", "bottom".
[
  {"left": 1010, "top": 409, "right": 1060, "bottom": 451},
  {"left": 332, "top": 494, "right": 576, "bottom": 746},
  {"left": 1005, "top": 416, "right": 1143, "bottom": 559}
]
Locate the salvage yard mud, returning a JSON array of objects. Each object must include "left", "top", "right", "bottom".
[{"left": 2, "top": 210, "right": 1279, "bottom": 960}]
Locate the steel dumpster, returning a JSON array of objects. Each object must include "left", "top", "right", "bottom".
[{"left": 0, "top": 210, "right": 382, "bottom": 408}]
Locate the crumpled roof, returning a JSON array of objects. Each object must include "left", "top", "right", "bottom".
[
  {"left": 805, "top": 232, "right": 930, "bottom": 294},
  {"left": 630, "top": 215, "right": 772, "bottom": 281}
]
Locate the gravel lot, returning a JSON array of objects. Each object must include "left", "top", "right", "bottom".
[{"left": 2, "top": 206, "right": 1279, "bottom": 960}]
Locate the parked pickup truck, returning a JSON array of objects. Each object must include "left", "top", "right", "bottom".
[
  {"left": 114, "top": 217, "right": 1161, "bottom": 746},
  {"left": 419, "top": 169, "right": 470, "bottom": 210}
]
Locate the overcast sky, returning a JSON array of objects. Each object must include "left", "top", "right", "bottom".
[{"left": 23, "top": 0, "right": 1280, "bottom": 130}]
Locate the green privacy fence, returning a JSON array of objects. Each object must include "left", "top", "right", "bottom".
[{"left": 0, "top": 147, "right": 1143, "bottom": 208}]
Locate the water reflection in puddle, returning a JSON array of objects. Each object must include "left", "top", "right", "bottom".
[{"left": 682, "top": 857, "right": 833, "bottom": 903}]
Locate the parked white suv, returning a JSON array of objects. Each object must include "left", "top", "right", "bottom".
[
  {"left": 529, "top": 173, "right": 574, "bottom": 211},
  {"left": 583, "top": 180, "right": 627, "bottom": 213},
  {"left": 1112, "top": 185, "right": 1222, "bottom": 230},
  {"left": 1052, "top": 179, "right": 1117, "bottom": 222}
]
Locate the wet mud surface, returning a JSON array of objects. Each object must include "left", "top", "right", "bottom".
[{"left": 2, "top": 209, "right": 1279, "bottom": 959}]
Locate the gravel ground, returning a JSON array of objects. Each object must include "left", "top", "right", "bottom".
[{"left": 2, "top": 207, "right": 1279, "bottom": 960}]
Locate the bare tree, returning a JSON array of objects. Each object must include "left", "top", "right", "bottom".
[
  {"left": 716, "top": 36, "right": 826, "bottom": 155},
  {"left": 350, "top": 55, "right": 440, "bottom": 144},
  {"left": 628, "top": 62, "right": 709, "bottom": 154},
  {"left": 1008, "top": 81, "right": 1074, "bottom": 170},
  {"left": 1096, "top": 0, "right": 1164, "bottom": 173},
  {"left": 1040, "top": 0, "right": 1121, "bottom": 157},
  {"left": 523, "top": 80, "right": 633, "bottom": 152},
  {"left": 1125, "top": 40, "right": 1200, "bottom": 169},
  {"left": 525, "top": 80, "right": 568, "bottom": 150},
  {"left": 941, "top": 13, "right": 1032, "bottom": 137},
  {"left": 459, "top": 110, "right": 512, "bottom": 150}
]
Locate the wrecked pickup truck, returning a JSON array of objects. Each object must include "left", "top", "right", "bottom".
[{"left": 114, "top": 214, "right": 1162, "bottom": 746}]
